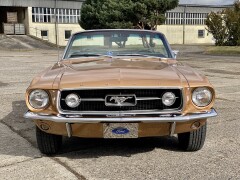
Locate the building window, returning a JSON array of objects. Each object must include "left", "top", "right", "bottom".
[
  {"left": 165, "top": 12, "right": 209, "bottom": 25},
  {"left": 41, "top": 30, "right": 48, "bottom": 39},
  {"left": 65, "top": 30, "right": 72, "bottom": 40},
  {"left": 198, "top": 30, "right": 205, "bottom": 38},
  {"left": 165, "top": 12, "right": 183, "bottom": 25},
  {"left": 32, "top": 7, "right": 80, "bottom": 24}
]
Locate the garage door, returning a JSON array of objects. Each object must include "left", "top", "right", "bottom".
[
  {"left": 3, "top": 23, "right": 15, "bottom": 35},
  {"left": 15, "top": 24, "right": 25, "bottom": 35}
]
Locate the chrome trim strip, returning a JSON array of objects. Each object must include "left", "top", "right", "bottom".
[
  {"left": 57, "top": 110, "right": 181, "bottom": 115},
  {"left": 136, "top": 97, "right": 161, "bottom": 101},
  {"left": 62, "top": 98, "right": 105, "bottom": 102},
  {"left": 136, "top": 97, "right": 179, "bottom": 101},
  {"left": 62, "top": 33, "right": 74, "bottom": 60},
  {"left": 63, "top": 97, "right": 177, "bottom": 102},
  {"left": 59, "top": 87, "right": 184, "bottom": 90},
  {"left": 81, "top": 98, "right": 105, "bottom": 102},
  {"left": 24, "top": 109, "right": 217, "bottom": 123}
]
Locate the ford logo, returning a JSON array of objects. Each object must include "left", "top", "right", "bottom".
[{"left": 112, "top": 127, "right": 130, "bottom": 135}]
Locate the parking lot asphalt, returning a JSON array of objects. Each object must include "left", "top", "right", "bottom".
[{"left": 0, "top": 47, "right": 240, "bottom": 180}]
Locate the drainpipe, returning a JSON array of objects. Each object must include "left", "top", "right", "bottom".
[
  {"left": 183, "top": 5, "right": 187, "bottom": 44},
  {"left": 54, "top": 0, "right": 61, "bottom": 61},
  {"left": 54, "top": 0, "right": 58, "bottom": 46}
]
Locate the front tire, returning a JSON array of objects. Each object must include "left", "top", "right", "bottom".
[
  {"left": 36, "top": 126, "right": 62, "bottom": 155},
  {"left": 178, "top": 123, "right": 207, "bottom": 151}
]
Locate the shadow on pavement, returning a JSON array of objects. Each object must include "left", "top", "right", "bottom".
[
  {"left": 0, "top": 100, "right": 40, "bottom": 158},
  {"left": 1, "top": 100, "right": 182, "bottom": 158},
  {"left": 0, "top": 81, "right": 8, "bottom": 87},
  {"left": 59, "top": 136, "right": 180, "bottom": 158}
]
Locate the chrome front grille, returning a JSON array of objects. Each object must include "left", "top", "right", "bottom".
[{"left": 59, "top": 88, "right": 183, "bottom": 113}]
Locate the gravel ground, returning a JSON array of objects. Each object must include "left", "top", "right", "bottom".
[{"left": 0, "top": 45, "right": 240, "bottom": 179}]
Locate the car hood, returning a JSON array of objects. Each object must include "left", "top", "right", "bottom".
[
  {"left": 56, "top": 57, "right": 189, "bottom": 89},
  {"left": 29, "top": 57, "right": 211, "bottom": 90}
]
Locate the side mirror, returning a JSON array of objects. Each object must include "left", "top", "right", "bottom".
[{"left": 172, "top": 50, "right": 179, "bottom": 59}]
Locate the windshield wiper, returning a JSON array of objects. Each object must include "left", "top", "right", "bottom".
[
  {"left": 116, "top": 54, "right": 161, "bottom": 58},
  {"left": 68, "top": 53, "right": 163, "bottom": 59},
  {"left": 69, "top": 53, "right": 102, "bottom": 58},
  {"left": 116, "top": 54, "right": 148, "bottom": 57}
]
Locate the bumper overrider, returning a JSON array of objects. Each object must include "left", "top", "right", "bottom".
[{"left": 24, "top": 109, "right": 217, "bottom": 123}]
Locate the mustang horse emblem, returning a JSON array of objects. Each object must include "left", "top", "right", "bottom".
[{"left": 109, "top": 96, "right": 133, "bottom": 105}]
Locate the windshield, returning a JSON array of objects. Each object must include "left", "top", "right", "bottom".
[{"left": 63, "top": 30, "right": 173, "bottom": 59}]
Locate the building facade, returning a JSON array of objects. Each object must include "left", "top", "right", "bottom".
[
  {"left": 0, "top": 1, "right": 232, "bottom": 45},
  {"left": 0, "top": 0, "right": 84, "bottom": 46},
  {"left": 158, "top": 4, "right": 231, "bottom": 44},
  {"left": 28, "top": 6, "right": 83, "bottom": 46}
]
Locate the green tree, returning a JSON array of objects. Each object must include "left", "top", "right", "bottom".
[
  {"left": 206, "top": 11, "right": 228, "bottom": 46},
  {"left": 79, "top": 0, "right": 178, "bottom": 30},
  {"left": 206, "top": 1, "right": 240, "bottom": 46},
  {"left": 224, "top": 2, "right": 240, "bottom": 45}
]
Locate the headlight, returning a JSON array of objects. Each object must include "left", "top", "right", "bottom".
[
  {"left": 65, "top": 94, "right": 81, "bottom": 108},
  {"left": 192, "top": 87, "right": 213, "bottom": 107},
  {"left": 162, "top": 92, "right": 176, "bottom": 106},
  {"left": 29, "top": 90, "right": 49, "bottom": 109}
]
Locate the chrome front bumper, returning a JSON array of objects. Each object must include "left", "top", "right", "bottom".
[{"left": 24, "top": 109, "right": 217, "bottom": 123}]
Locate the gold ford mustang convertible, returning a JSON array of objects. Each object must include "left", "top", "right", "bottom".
[{"left": 24, "top": 29, "right": 217, "bottom": 154}]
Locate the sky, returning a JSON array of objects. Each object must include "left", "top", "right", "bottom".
[{"left": 179, "top": 0, "right": 235, "bottom": 5}]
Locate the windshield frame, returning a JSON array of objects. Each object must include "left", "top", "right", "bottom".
[{"left": 62, "top": 29, "right": 174, "bottom": 60}]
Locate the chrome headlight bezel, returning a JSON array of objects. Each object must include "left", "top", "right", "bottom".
[
  {"left": 65, "top": 93, "right": 81, "bottom": 108},
  {"left": 29, "top": 89, "right": 50, "bottom": 109},
  {"left": 162, "top": 92, "right": 176, "bottom": 107},
  {"left": 192, "top": 87, "right": 213, "bottom": 107}
]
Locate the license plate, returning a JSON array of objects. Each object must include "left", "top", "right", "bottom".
[{"left": 103, "top": 123, "right": 138, "bottom": 138}]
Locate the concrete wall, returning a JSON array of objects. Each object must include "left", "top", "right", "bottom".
[
  {"left": 157, "top": 25, "right": 214, "bottom": 44},
  {"left": 27, "top": 7, "right": 83, "bottom": 46}
]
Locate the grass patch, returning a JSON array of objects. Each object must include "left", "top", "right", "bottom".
[{"left": 205, "top": 46, "right": 240, "bottom": 55}]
